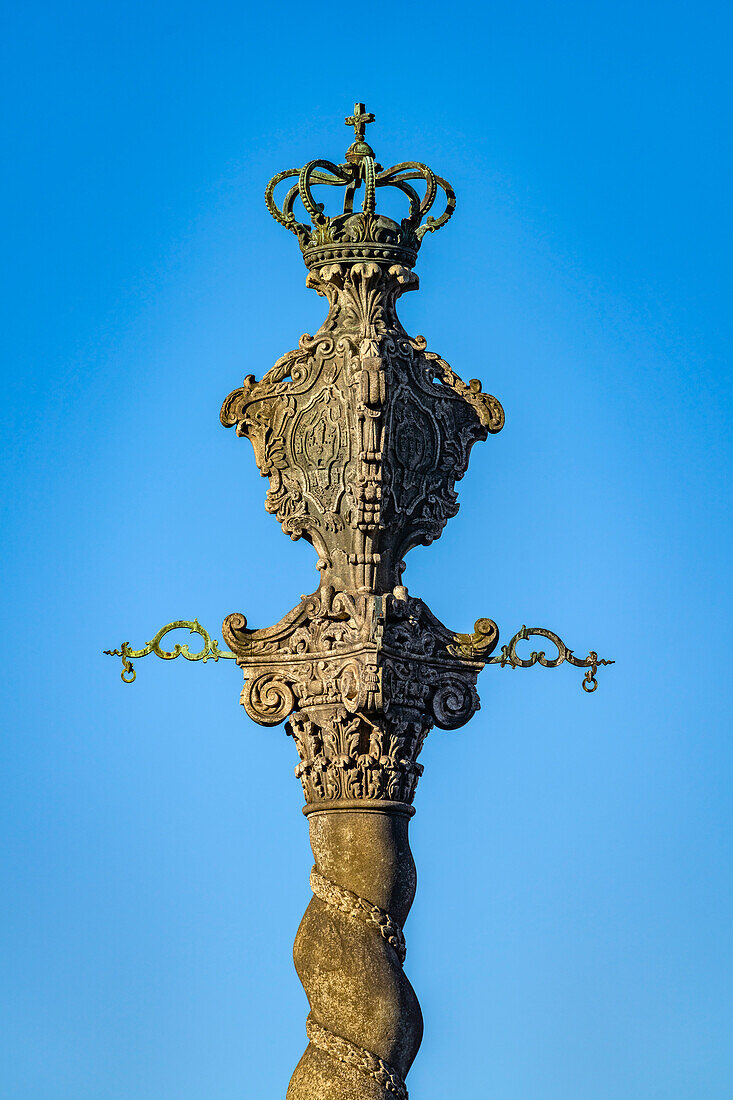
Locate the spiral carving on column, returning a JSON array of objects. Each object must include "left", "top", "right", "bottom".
[
  {"left": 293, "top": 865, "right": 412, "bottom": 1100},
  {"left": 288, "top": 809, "right": 422, "bottom": 1100},
  {"left": 305, "top": 1017, "right": 408, "bottom": 1100},
  {"left": 310, "top": 867, "right": 406, "bottom": 964}
]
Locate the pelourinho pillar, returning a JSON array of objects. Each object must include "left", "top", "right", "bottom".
[
  {"left": 104, "top": 101, "right": 614, "bottom": 1097},
  {"left": 219, "top": 107, "right": 503, "bottom": 1098}
]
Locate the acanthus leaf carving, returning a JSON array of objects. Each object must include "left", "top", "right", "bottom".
[{"left": 226, "top": 588, "right": 492, "bottom": 805}]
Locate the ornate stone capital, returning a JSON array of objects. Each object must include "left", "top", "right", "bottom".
[{"left": 223, "top": 587, "right": 496, "bottom": 808}]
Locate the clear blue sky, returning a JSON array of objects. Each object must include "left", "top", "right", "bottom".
[{"left": 2, "top": 2, "right": 731, "bottom": 1097}]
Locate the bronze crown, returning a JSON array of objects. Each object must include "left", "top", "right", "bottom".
[{"left": 265, "top": 103, "right": 456, "bottom": 271}]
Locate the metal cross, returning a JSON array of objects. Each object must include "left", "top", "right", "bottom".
[{"left": 345, "top": 102, "right": 375, "bottom": 142}]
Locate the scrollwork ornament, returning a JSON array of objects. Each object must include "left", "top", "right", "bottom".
[
  {"left": 487, "top": 625, "right": 615, "bottom": 691},
  {"left": 431, "top": 675, "right": 479, "bottom": 730},
  {"left": 241, "top": 673, "right": 296, "bottom": 726},
  {"left": 449, "top": 617, "right": 499, "bottom": 660},
  {"left": 103, "top": 620, "right": 236, "bottom": 682}
]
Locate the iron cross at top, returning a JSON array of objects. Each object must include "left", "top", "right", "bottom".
[{"left": 345, "top": 102, "right": 375, "bottom": 141}]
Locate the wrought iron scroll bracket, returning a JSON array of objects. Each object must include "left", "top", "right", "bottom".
[
  {"left": 105, "top": 619, "right": 613, "bottom": 692},
  {"left": 104, "top": 620, "right": 236, "bottom": 683},
  {"left": 485, "top": 625, "right": 614, "bottom": 692}
]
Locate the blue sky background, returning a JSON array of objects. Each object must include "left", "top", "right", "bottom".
[{"left": 2, "top": 2, "right": 732, "bottom": 1097}]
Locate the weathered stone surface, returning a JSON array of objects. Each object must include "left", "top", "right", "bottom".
[
  {"left": 221, "top": 261, "right": 502, "bottom": 595},
  {"left": 287, "top": 807, "right": 421, "bottom": 1100},
  {"left": 221, "top": 106, "right": 504, "bottom": 1098}
]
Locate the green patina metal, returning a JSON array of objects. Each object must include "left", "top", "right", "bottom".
[
  {"left": 104, "top": 620, "right": 235, "bottom": 683},
  {"left": 106, "top": 619, "right": 612, "bottom": 690}
]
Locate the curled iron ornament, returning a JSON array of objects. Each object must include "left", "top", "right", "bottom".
[
  {"left": 104, "top": 620, "right": 236, "bottom": 683},
  {"left": 105, "top": 618, "right": 612, "bottom": 691},
  {"left": 486, "top": 625, "right": 614, "bottom": 692}
]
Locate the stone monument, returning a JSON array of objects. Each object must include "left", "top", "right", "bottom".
[{"left": 106, "top": 104, "right": 612, "bottom": 1099}]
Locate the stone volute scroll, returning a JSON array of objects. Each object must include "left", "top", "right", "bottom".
[{"left": 105, "top": 103, "right": 613, "bottom": 1100}]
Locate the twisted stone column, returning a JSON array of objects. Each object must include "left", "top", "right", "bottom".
[{"left": 287, "top": 803, "right": 421, "bottom": 1100}]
